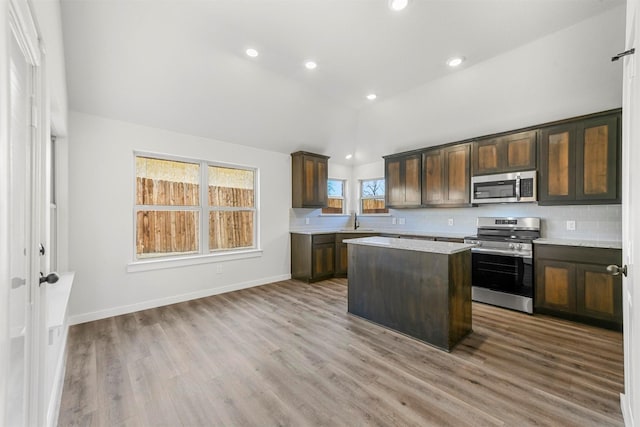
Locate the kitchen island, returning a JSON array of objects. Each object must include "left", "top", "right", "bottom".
[{"left": 345, "top": 236, "right": 474, "bottom": 352}]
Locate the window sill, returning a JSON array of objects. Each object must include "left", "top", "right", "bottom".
[
  {"left": 319, "top": 214, "right": 349, "bottom": 217},
  {"left": 359, "top": 213, "right": 391, "bottom": 217},
  {"left": 127, "top": 249, "right": 263, "bottom": 273}
]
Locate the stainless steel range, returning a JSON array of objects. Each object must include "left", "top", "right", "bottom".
[{"left": 464, "top": 217, "right": 540, "bottom": 314}]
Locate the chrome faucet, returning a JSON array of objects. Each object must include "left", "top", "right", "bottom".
[{"left": 354, "top": 212, "right": 359, "bottom": 230}]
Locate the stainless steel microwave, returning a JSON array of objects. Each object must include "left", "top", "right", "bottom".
[{"left": 471, "top": 170, "right": 537, "bottom": 204}]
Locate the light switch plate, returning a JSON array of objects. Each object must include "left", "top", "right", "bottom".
[
  {"left": 566, "top": 220, "right": 576, "bottom": 231},
  {"left": 448, "top": 218, "right": 454, "bottom": 226},
  {"left": 392, "top": 217, "right": 397, "bottom": 225},
  {"left": 305, "top": 218, "right": 310, "bottom": 225},
  {"left": 399, "top": 218, "right": 406, "bottom": 225}
]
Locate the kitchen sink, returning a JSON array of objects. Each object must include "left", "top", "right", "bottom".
[{"left": 339, "top": 228, "right": 375, "bottom": 232}]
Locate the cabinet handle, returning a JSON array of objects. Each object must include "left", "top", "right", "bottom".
[{"left": 606, "top": 264, "right": 628, "bottom": 277}]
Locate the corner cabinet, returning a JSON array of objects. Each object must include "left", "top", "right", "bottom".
[
  {"left": 534, "top": 243, "right": 622, "bottom": 330},
  {"left": 291, "top": 151, "right": 329, "bottom": 208},
  {"left": 384, "top": 152, "right": 422, "bottom": 208},
  {"left": 334, "top": 233, "right": 378, "bottom": 277},
  {"left": 472, "top": 130, "right": 536, "bottom": 176},
  {"left": 538, "top": 111, "right": 621, "bottom": 205},
  {"left": 422, "top": 143, "right": 471, "bottom": 206}
]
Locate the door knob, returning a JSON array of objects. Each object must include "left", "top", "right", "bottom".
[
  {"left": 606, "top": 264, "right": 628, "bottom": 277},
  {"left": 39, "top": 272, "right": 59, "bottom": 285}
]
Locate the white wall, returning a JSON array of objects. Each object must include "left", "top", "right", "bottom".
[
  {"left": 66, "top": 112, "right": 291, "bottom": 323},
  {"left": 353, "top": 5, "right": 625, "bottom": 165}
]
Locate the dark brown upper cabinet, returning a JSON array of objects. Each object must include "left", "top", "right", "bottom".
[
  {"left": 291, "top": 151, "right": 329, "bottom": 208},
  {"left": 384, "top": 152, "right": 422, "bottom": 208},
  {"left": 422, "top": 143, "right": 471, "bottom": 206},
  {"left": 472, "top": 130, "right": 537, "bottom": 176},
  {"left": 538, "top": 112, "right": 620, "bottom": 205}
]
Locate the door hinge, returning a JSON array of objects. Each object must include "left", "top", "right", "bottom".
[
  {"left": 611, "top": 48, "right": 635, "bottom": 62},
  {"left": 31, "top": 105, "right": 38, "bottom": 128}
]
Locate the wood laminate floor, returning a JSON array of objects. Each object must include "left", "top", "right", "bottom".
[{"left": 58, "top": 278, "right": 624, "bottom": 426}]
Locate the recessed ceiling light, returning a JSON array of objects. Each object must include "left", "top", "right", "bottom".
[
  {"left": 446, "top": 56, "right": 465, "bottom": 67},
  {"left": 305, "top": 61, "right": 317, "bottom": 70},
  {"left": 366, "top": 93, "right": 377, "bottom": 100},
  {"left": 388, "top": 0, "right": 409, "bottom": 11},
  {"left": 345, "top": 154, "right": 353, "bottom": 160},
  {"left": 245, "top": 48, "right": 259, "bottom": 58}
]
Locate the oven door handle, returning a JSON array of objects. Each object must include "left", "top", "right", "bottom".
[
  {"left": 515, "top": 175, "right": 521, "bottom": 201},
  {"left": 471, "top": 247, "right": 532, "bottom": 258}
]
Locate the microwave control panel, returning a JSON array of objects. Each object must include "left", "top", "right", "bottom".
[{"left": 521, "top": 178, "right": 534, "bottom": 197}]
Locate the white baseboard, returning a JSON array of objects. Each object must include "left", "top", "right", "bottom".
[
  {"left": 68, "top": 274, "right": 292, "bottom": 325},
  {"left": 620, "top": 392, "right": 634, "bottom": 427},
  {"left": 46, "top": 323, "right": 69, "bottom": 427}
]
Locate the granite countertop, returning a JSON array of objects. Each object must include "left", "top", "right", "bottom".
[
  {"left": 289, "top": 229, "right": 469, "bottom": 239},
  {"left": 534, "top": 238, "right": 622, "bottom": 250},
  {"left": 290, "top": 229, "right": 378, "bottom": 235},
  {"left": 344, "top": 236, "right": 474, "bottom": 255}
]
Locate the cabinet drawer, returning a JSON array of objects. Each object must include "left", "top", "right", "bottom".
[{"left": 313, "top": 234, "right": 336, "bottom": 245}]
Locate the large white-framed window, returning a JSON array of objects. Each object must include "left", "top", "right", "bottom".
[
  {"left": 133, "top": 153, "right": 258, "bottom": 265},
  {"left": 360, "top": 178, "right": 388, "bottom": 214},
  {"left": 322, "top": 178, "right": 346, "bottom": 214}
]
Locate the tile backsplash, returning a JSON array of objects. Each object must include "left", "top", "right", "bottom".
[{"left": 290, "top": 204, "right": 622, "bottom": 242}]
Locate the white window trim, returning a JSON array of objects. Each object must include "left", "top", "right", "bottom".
[
  {"left": 127, "top": 249, "right": 263, "bottom": 273},
  {"left": 322, "top": 178, "right": 347, "bottom": 215},
  {"left": 130, "top": 151, "right": 260, "bottom": 268},
  {"left": 359, "top": 177, "right": 390, "bottom": 216}
]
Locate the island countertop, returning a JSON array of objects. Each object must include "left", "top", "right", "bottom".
[{"left": 344, "top": 236, "right": 474, "bottom": 255}]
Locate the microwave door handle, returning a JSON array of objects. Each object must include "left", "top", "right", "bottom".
[{"left": 515, "top": 175, "right": 521, "bottom": 201}]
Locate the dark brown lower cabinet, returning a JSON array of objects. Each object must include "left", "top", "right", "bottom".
[
  {"left": 535, "top": 244, "right": 622, "bottom": 330},
  {"left": 334, "top": 233, "right": 378, "bottom": 277},
  {"left": 291, "top": 233, "right": 335, "bottom": 282}
]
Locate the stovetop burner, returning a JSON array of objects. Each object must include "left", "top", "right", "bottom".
[{"left": 464, "top": 217, "right": 541, "bottom": 253}]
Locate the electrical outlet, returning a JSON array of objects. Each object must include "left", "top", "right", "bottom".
[
  {"left": 448, "top": 218, "right": 454, "bottom": 226},
  {"left": 305, "top": 218, "right": 310, "bottom": 225},
  {"left": 392, "top": 217, "right": 397, "bottom": 225},
  {"left": 399, "top": 218, "right": 406, "bottom": 225},
  {"left": 566, "top": 220, "right": 576, "bottom": 231}
]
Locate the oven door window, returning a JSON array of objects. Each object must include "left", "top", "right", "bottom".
[
  {"left": 474, "top": 180, "right": 516, "bottom": 200},
  {"left": 471, "top": 252, "right": 533, "bottom": 297}
]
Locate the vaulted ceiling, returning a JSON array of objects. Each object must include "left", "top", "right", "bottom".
[{"left": 60, "top": 0, "right": 624, "bottom": 165}]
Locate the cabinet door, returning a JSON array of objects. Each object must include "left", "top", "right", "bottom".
[
  {"left": 538, "top": 124, "right": 577, "bottom": 204},
  {"left": 335, "top": 242, "right": 348, "bottom": 277},
  {"left": 302, "top": 155, "right": 328, "bottom": 207},
  {"left": 535, "top": 259, "right": 577, "bottom": 313},
  {"left": 502, "top": 131, "right": 536, "bottom": 172},
  {"left": 385, "top": 158, "right": 404, "bottom": 206},
  {"left": 444, "top": 144, "right": 470, "bottom": 204},
  {"left": 312, "top": 243, "right": 335, "bottom": 279},
  {"left": 385, "top": 154, "right": 422, "bottom": 207},
  {"left": 472, "top": 138, "right": 500, "bottom": 175},
  {"left": 404, "top": 155, "right": 422, "bottom": 205},
  {"left": 576, "top": 263, "right": 622, "bottom": 324},
  {"left": 422, "top": 149, "right": 445, "bottom": 205},
  {"left": 576, "top": 115, "right": 619, "bottom": 202}
]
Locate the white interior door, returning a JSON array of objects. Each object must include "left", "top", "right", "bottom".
[
  {"left": 621, "top": 0, "right": 640, "bottom": 424},
  {"left": 3, "top": 1, "right": 46, "bottom": 425},
  {"left": 7, "top": 17, "right": 35, "bottom": 427}
]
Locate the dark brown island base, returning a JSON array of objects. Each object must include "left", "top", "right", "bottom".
[{"left": 345, "top": 236, "right": 474, "bottom": 352}]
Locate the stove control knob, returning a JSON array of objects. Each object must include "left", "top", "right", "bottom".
[
  {"left": 508, "top": 243, "right": 515, "bottom": 249},
  {"left": 475, "top": 241, "right": 482, "bottom": 247},
  {"left": 516, "top": 243, "right": 523, "bottom": 250}
]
